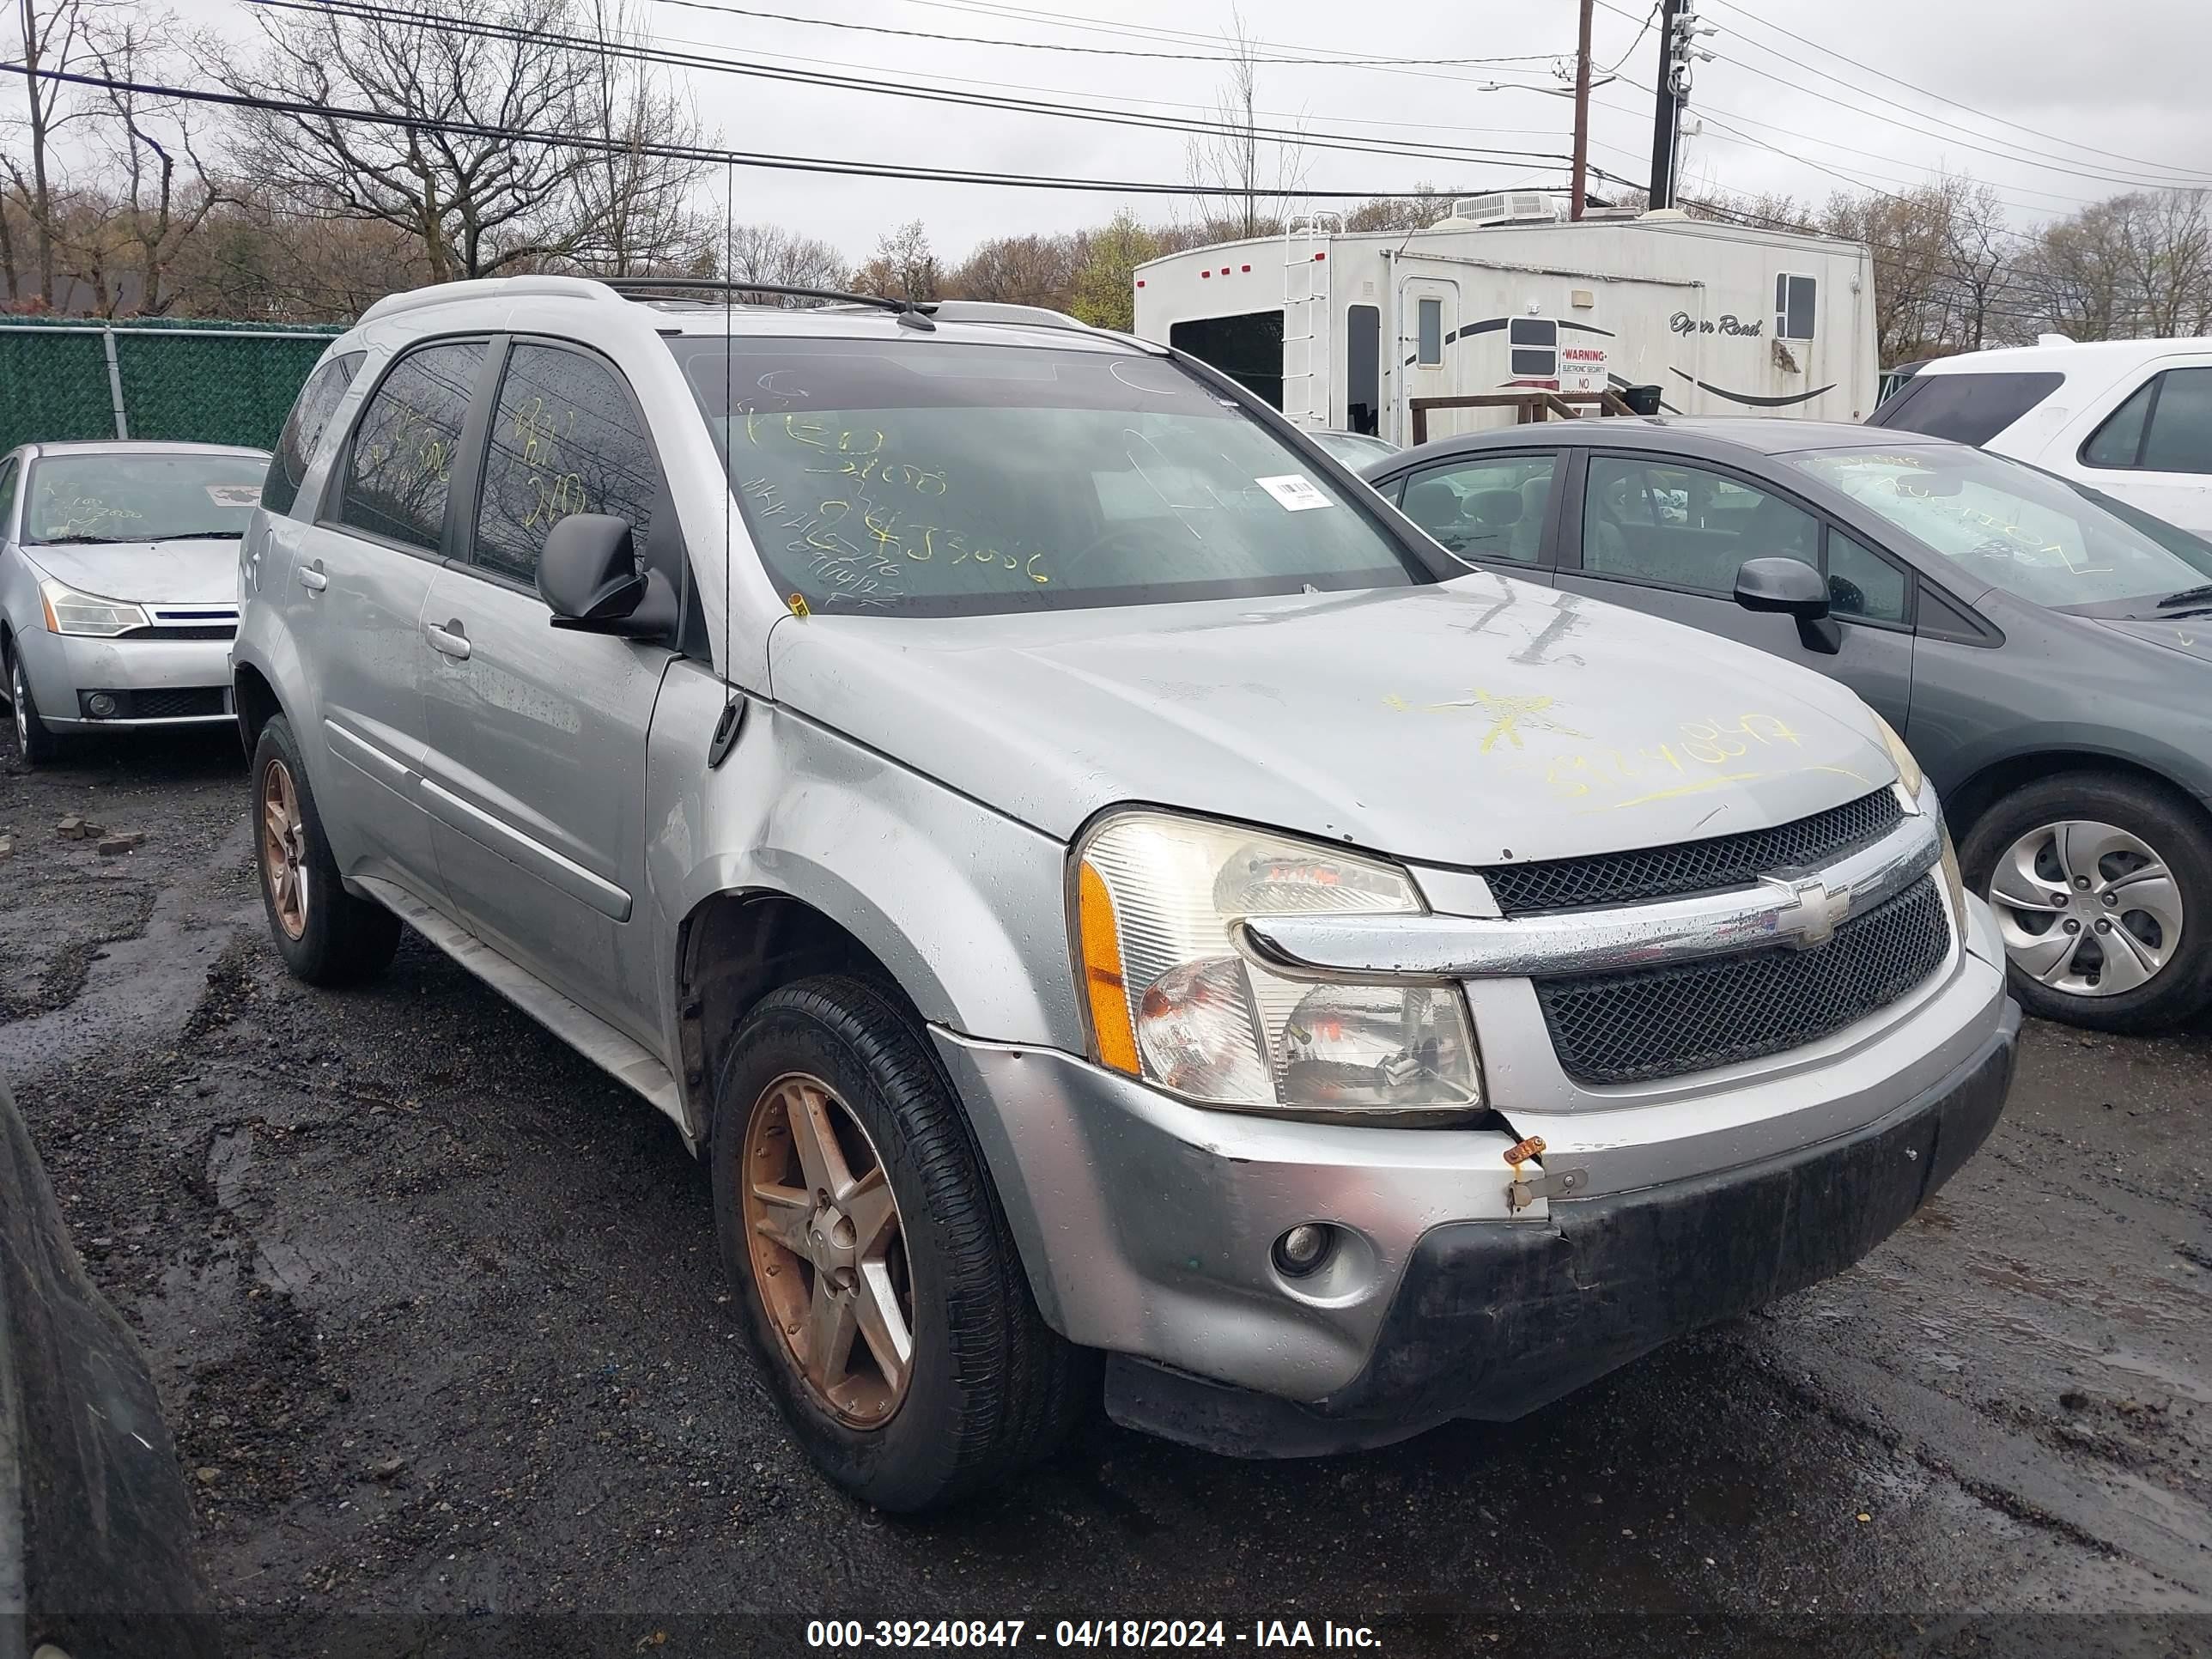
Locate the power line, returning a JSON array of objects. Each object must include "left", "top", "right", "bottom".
[
  {"left": 9, "top": 59, "right": 1582, "bottom": 201},
  {"left": 1702, "top": 0, "right": 2212, "bottom": 185},
  {"left": 647, "top": 0, "right": 1565, "bottom": 68},
  {"left": 248, "top": 0, "right": 1591, "bottom": 176}
]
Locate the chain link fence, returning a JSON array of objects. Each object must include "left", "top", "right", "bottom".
[{"left": 0, "top": 317, "right": 348, "bottom": 456}]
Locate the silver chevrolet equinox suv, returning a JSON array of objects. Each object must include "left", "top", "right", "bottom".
[{"left": 233, "top": 276, "right": 2020, "bottom": 1510}]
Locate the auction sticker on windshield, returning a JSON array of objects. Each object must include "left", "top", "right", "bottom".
[{"left": 1255, "top": 474, "right": 1333, "bottom": 511}]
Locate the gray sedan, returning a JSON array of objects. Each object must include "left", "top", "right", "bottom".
[
  {"left": 0, "top": 441, "right": 269, "bottom": 766},
  {"left": 1364, "top": 418, "right": 2212, "bottom": 1032}
]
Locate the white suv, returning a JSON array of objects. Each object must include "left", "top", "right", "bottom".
[{"left": 1869, "top": 337, "right": 2212, "bottom": 538}]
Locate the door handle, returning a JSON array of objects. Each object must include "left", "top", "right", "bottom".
[
  {"left": 425, "top": 620, "right": 471, "bottom": 660},
  {"left": 296, "top": 561, "right": 327, "bottom": 593}
]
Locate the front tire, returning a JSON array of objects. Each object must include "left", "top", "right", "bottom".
[
  {"left": 711, "top": 976, "right": 1090, "bottom": 1511},
  {"left": 8, "top": 643, "right": 62, "bottom": 769},
  {"left": 251, "top": 714, "right": 401, "bottom": 986},
  {"left": 1961, "top": 771, "right": 2212, "bottom": 1032}
]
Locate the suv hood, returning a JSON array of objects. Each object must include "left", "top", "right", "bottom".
[
  {"left": 20, "top": 539, "right": 239, "bottom": 605},
  {"left": 770, "top": 574, "right": 1900, "bottom": 866}
]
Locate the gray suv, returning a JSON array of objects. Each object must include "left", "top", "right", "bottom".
[{"left": 233, "top": 276, "right": 2018, "bottom": 1510}]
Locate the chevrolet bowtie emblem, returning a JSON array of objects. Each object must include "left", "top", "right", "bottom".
[{"left": 1764, "top": 873, "right": 1852, "bottom": 948}]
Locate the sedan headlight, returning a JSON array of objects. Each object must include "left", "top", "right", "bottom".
[
  {"left": 40, "top": 578, "right": 149, "bottom": 637},
  {"left": 1073, "top": 811, "right": 1484, "bottom": 1121}
]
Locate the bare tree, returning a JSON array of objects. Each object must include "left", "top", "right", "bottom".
[
  {"left": 946, "top": 231, "right": 1088, "bottom": 308},
  {"left": 217, "top": 0, "right": 678, "bottom": 283},
  {"left": 1938, "top": 178, "right": 2013, "bottom": 351},
  {"left": 852, "top": 219, "right": 938, "bottom": 301},
  {"left": 721, "top": 220, "right": 850, "bottom": 301},
  {"left": 1183, "top": 8, "right": 1306, "bottom": 240},
  {"left": 2014, "top": 189, "right": 2212, "bottom": 342},
  {"left": 565, "top": 0, "right": 711, "bottom": 276},
  {"left": 2, "top": 0, "right": 110, "bottom": 305}
]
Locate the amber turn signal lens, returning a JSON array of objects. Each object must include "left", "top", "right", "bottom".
[{"left": 1078, "top": 860, "right": 1140, "bottom": 1075}]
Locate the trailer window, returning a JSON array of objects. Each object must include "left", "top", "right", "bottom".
[
  {"left": 1416, "top": 298, "right": 1443, "bottom": 367},
  {"left": 1346, "top": 305, "right": 1380, "bottom": 434},
  {"left": 1508, "top": 317, "right": 1558, "bottom": 380},
  {"left": 1168, "top": 312, "right": 1284, "bottom": 410},
  {"left": 1775, "top": 274, "right": 1817, "bottom": 342}
]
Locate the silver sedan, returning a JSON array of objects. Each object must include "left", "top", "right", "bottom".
[{"left": 0, "top": 441, "right": 269, "bottom": 767}]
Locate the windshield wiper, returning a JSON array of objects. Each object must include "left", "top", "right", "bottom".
[
  {"left": 148, "top": 530, "right": 241, "bottom": 542},
  {"left": 2156, "top": 582, "right": 2212, "bottom": 609},
  {"left": 27, "top": 535, "right": 131, "bottom": 545}
]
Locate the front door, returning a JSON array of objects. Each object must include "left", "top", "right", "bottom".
[
  {"left": 415, "top": 339, "right": 678, "bottom": 1044},
  {"left": 298, "top": 337, "right": 492, "bottom": 899},
  {"left": 1556, "top": 449, "right": 1916, "bottom": 730}
]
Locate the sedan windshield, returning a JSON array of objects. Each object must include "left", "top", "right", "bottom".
[
  {"left": 1785, "top": 444, "right": 2212, "bottom": 609},
  {"left": 667, "top": 336, "right": 1437, "bottom": 616},
  {"left": 23, "top": 452, "right": 269, "bottom": 546}
]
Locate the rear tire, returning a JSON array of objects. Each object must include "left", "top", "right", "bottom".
[
  {"left": 711, "top": 975, "right": 1091, "bottom": 1511},
  {"left": 8, "top": 644, "right": 63, "bottom": 769},
  {"left": 1961, "top": 771, "right": 2212, "bottom": 1032},
  {"left": 251, "top": 714, "right": 401, "bottom": 986}
]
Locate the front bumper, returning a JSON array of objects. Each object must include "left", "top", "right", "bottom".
[
  {"left": 15, "top": 628, "right": 235, "bottom": 728},
  {"left": 1103, "top": 999, "right": 2019, "bottom": 1456}
]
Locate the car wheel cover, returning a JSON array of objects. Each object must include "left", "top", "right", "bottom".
[
  {"left": 261, "top": 758, "right": 310, "bottom": 941},
  {"left": 740, "top": 1070, "right": 915, "bottom": 1429},
  {"left": 1986, "top": 817, "right": 2184, "bottom": 999}
]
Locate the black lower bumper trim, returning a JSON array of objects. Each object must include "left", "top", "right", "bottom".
[{"left": 1107, "top": 1000, "right": 2021, "bottom": 1458}]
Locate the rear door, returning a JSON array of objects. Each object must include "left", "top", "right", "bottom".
[
  {"left": 1555, "top": 448, "right": 1916, "bottom": 729},
  {"left": 298, "top": 337, "right": 493, "bottom": 896},
  {"left": 416, "top": 338, "right": 681, "bottom": 1044}
]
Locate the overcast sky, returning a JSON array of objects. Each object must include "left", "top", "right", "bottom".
[{"left": 177, "top": 0, "right": 2212, "bottom": 262}]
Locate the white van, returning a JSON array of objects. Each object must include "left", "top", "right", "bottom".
[{"left": 1868, "top": 337, "right": 2212, "bottom": 538}]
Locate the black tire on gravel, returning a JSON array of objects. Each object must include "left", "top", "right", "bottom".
[
  {"left": 250, "top": 714, "right": 401, "bottom": 986},
  {"left": 1960, "top": 769, "right": 2212, "bottom": 1033},
  {"left": 711, "top": 975, "right": 1093, "bottom": 1511},
  {"left": 8, "top": 641, "right": 64, "bottom": 769}
]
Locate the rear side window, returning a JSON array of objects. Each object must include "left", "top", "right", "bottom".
[
  {"left": 338, "top": 341, "right": 486, "bottom": 551},
  {"left": 0, "top": 457, "right": 17, "bottom": 534},
  {"left": 472, "top": 343, "right": 659, "bottom": 586},
  {"left": 2083, "top": 368, "right": 2212, "bottom": 475},
  {"left": 264, "top": 351, "right": 362, "bottom": 518},
  {"left": 1398, "top": 453, "right": 1556, "bottom": 565},
  {"left": 1865, "top": 370, "right": 2063, "bottom": 444}
]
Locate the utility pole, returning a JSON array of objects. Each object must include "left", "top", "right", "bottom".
[
  {"left": 1570, "top": 0, "right": 1593, "bottom": 220},
  {"left": 1647, "top": 0, "right": 1684, "bottom": 210}
]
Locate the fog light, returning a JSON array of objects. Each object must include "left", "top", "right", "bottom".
[
  {"left": 87, "top": 691, "right": 118, "bottom": 718},
  {"left": 1273, "top": 1223, "right": 1334, "bottom": 1278}
]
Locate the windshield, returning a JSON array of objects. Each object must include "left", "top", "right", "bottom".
[
  {"left": 667, "top": 336, "right": 1436, "bottom": 616},
  {"left": 22, "top": 451, "right": 269, "bottom": 546},
  {"left": 1784, "top": 444, "right": 2212, "bottom": 609}
]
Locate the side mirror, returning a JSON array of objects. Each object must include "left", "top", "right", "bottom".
[
  {"left": 539, "top": 514, "right": 646, "bottom": 628},
  {"left": 1735, "top": 556, "right": 1841, "bottom": 654}
]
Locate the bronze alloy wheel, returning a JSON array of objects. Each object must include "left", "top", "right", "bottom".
[
  {"left": 740, "top": 1071, "right": 915, "bottom": 1427},
  {"left": 261, "top": 757, "right": 309, "bottom": 941}
]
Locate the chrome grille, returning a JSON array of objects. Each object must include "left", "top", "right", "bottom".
[
  {"left": 1482, "top": 788, "right": 1904, "bottom": 915},
  {"left": 1534, "top": 876, "right": 1950, "bottom": 1085}
]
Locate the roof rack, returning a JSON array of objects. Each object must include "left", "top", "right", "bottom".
[{"left": 599, "top": 277, "right": 938, "bottom": 330}]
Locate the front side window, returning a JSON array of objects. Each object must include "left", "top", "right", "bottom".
[
  {"left": 473, "top": 343, "right": 659, "bottom": 585},
  {"left": 1582, "top": 455, "right": 1817, "bottom": 594},
  {"left": 667, "top": 337, "right": 1438, "bottom": 617},
  {"left": 1823, "top": 529, "right": 1908, "bottom": 623},
  {"left": 1775, "top": 274, "right": 1817, "bottom": 342},
  {"left": 1866, "top": 370, "right": 2063, "bottom": 445},
  {"left": 2084, "top": 368, "right": 2212, "bottom": 475},
  {"left": 22, "top": 450, "right": 270, "bottom": 546},
  {"left": 1787, "top": 444, "right": 2212, "bottom": 609},
  {"left": 338, "top": 340, "right": 486, "bottom": 552},
  {"left": 0, "top": 457, "right": 18, "bottom": 535},
  {"left": 264, "top": 351, "right": 363, "bottom": 518},
  {"left": 1398, "top": 454, "right": 1556, "bottom": 565},
  {"left": 1416, "top": 298, "right": 1444, "bottom": 367}
]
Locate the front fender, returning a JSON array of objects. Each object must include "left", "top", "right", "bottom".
[{"left": 645, "top": 661, "right": 1086, "bottom": 1062}]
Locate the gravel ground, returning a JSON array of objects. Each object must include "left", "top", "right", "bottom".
[{"left": 3, "top": 720, "right": 2209, "bottom": 1659}]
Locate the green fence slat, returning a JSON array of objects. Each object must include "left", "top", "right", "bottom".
[{"left": 0, "top": 330, "right": 121, "bottom": 451}]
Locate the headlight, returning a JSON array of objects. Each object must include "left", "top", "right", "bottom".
[
  {"left": 40, "top": 578, "right": 149, "bottom": 637},
  {"left": 1938, "top": 823, "right": 1970, "bottom": 937},
  {"left": 1870, "top": 710, "right": 1923, "bottom": 802},
  {"left": 1073, "top": 811, "right": 1484, "bottom": 1121}
]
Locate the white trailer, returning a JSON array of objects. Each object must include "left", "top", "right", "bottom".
[{"left": 1132, "top": 194, "right": 1878, "bottom": 444}]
